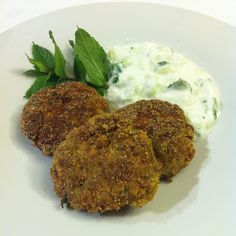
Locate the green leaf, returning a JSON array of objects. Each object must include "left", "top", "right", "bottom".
[
  {"left": 94, "top": 87, "right": 106, "bottom": 96},
  {"left": 26, "top": 55, "right": 49, "bottom": 73},
  {"left": 74, "top": 55, "right": 86, "bottom": 82},
  {"left": 32, "top": 43, "right": 55, "bottom": 70},
  {"left": 69, "top": 40, "right": 75, "bottom": 49},
  {"left": 49, "top": 31, "right": 66, "bottom": 78},
  {"left": 168, "top": 79, "right": 192, "bottom": 91},
  {"left": 69, "top": 39, "right": 86, "bottom": 82},
  {"left": 23, "top": 70, "right": 47, "bottom": 77},
  {"left": 24, "top": 75, "right": 50, "bottom": 98},
  {"left": 74, "top": 28, "right": 110, "bottom": 87}
]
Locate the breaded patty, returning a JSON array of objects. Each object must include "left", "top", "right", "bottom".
[
  {"left": 20, "top": 82, "right": 109, "bottom": 156},
  {"left": 51, "top": 113, "right": 161, "bottom": 212},
  {"left": 115, "top": 100, "right": 195, "bottom": 180}
]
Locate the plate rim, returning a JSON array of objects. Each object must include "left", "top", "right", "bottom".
[{"left": 0, "top": 0, "right": 235, "bottom": 38}]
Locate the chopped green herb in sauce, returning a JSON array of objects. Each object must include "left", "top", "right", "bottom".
[
  {"left": 158, "top": 61, "right": 168, "bottom": 66},
  {"left": 108, "top": 63, "right": 122, "bottom": 84},
  {"left": 168, "top": 79, "right": 192, "bottom": 91},
  {"left": 212, "top": 97, "right": 219, "bottom": 120}
]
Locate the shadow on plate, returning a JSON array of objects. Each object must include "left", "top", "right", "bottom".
[{"left": 11, "top": 108, "right": 209, "bottom": 221}]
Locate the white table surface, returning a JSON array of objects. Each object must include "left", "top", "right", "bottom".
[{"left": 0, "top": 0, "right": 235, "bottom": 34}]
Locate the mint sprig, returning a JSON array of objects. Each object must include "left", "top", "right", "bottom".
[
  {"left": 24, "top": 28, "right": 112, "bottom": 98},
  {"left": 25, "top": 31, "right": 74, "bottom": 98}
]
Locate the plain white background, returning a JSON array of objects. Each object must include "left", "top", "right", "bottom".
[{"left": 0, "top": 0, "right": 236, "bottom": 33}]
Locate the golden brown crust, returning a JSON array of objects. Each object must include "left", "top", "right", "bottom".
[
  {"left": 20, "top": 82, "right": 109, "bottom": 156},
  {"left": 115, "top": 100, "right": 195, "bottom": 179},
  {"left": 51, "top": 113, "right": 161, "bottom": 212}
]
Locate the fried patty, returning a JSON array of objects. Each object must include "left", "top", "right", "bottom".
[
  {"left": 51, "top": 113, "right": 161, "bottom": 212},
  {"left": 20, "top": 82, "right": 109, "bottom": 156},
  {"left": 115, "top": 100, "right": 195, "bottom": 180}
]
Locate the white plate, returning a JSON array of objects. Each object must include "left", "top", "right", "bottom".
[{"left": 0, "top": 2, "right": 235, "bottom": 236}]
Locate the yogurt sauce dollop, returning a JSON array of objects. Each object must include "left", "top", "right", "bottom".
[{"left": 106, "top": 42, "right": 221, "bottom": 138}]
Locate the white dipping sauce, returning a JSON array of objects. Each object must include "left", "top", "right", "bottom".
[{"left": 106, "top": 42, "right": 221, "bottom": 138}]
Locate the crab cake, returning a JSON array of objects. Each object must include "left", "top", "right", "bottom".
[
  {"left": 51, "top": 113, "right": 161, "bottom": 213},
  {"left": 115, "top": 100, "right": 195, "bottom": 180},
  {"left": 20, "top": 82, "right": 109, "bottom": 156}
]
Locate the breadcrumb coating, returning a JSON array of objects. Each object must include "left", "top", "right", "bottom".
[
  {"left": 20, "top": 82, "right": 109, "bottom": 156},
  {"left": 115, "top": 100, "right": 195, "bottom": 179},
  {"left": 51, "top": 113, "right": 161, "bottom": 212}
]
